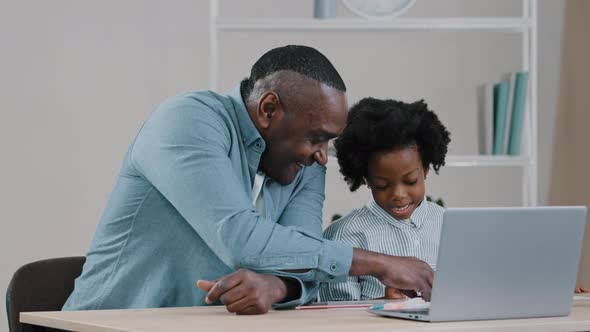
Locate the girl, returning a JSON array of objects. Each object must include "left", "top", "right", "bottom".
[{"left": 320, "top": 98, "right": 450, "bottom": 301}]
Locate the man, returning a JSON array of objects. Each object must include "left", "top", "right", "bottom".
[{"left": 63, "top": 45, "right": 434, "bottom": 315}]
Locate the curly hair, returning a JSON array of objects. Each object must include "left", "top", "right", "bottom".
[{"left": 334, "top": 98, "right": 451, "bottom": 192}]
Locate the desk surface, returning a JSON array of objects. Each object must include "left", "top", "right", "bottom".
[{"left": 21, "top": 298, "right": 590, "bottom": 332}]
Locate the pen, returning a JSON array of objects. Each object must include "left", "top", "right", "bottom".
[
  {"left": 295, "top": 303, "right": 374, "bottom": 310},
  {"left": 371, "top": 302, "right": 407, "bottom": 310},
  {"left": 295, "top": 300, "right": 392, "bottom": 310}
]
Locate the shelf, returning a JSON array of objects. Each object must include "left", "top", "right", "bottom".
[
  {"left": 444, "top": 155, "right": 529, "bottom": 167},
  {"left": 215, "top": 17, "right": 533, "bottom": 32},
  {"left": 327, "top": 154, "right": 529, "bottom": 168},
  {"left": 210, "top": 0, "right": 538, "bottom": 205}
]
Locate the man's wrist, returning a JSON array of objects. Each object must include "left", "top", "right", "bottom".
[
  {"left": 267, "top": 275, "right": 300, "bottom": 304},
  {"left": 274, "top": 276, "right": 301, "bottom": 303},
  {"left": 349, "top": 248, "right": 386, "bottom": 278}
]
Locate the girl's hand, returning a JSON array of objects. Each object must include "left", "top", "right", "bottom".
[
  {"left": 383, "top": 287, "right": 407, "bottom": 300},
  {"left": 575, "top": 283, "right": 590, "bottom": 294}
]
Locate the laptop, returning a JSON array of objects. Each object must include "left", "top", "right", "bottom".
[{"left": 369, "top": 206, "right": 587, "bottom": 322}]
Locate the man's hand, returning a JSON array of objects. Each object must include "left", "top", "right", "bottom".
[
  {"left": 196, "top": 269, "right": 288, "bottom": 315},
  {"left": 377, "top": 255, "right": 434, "bottom": 300},
  {"left": 350, "top": 248, "right": 434, "bottom": 301}
]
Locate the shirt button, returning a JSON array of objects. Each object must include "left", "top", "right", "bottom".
[
  {"left": 330, "top": 263, "right": 337, "bottom": 272},
  {"left": 255, "top": 142, "right": 262, "bottom": 148}
]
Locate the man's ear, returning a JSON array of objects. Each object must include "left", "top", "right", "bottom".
[{"left": 256, "top": 91, "right": 284, "bottom": 129}]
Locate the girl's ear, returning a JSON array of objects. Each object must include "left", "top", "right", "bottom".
[
  {"left": 363, "top": 176, "right": 370, "bottom": 189},
  {"left": 424, "top": 167, "right": 430, "bottom": 180}
]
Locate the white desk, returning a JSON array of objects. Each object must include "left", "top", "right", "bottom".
[{"left": 21, "top": 298, "right": 590, "bottom": 332}]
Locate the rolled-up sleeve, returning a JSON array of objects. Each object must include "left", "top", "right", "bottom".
[{"left": 130, "top": 98, "right": 352, "bottom": 307}]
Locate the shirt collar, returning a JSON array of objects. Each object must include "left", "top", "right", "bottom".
[
  {"left": 228, "top": 85, "right": 266, "bottom": 148},
  {"left": 409, "top": 197, "right": 429, "bottom": 228},
  {"left": 366, "top": 196, "right": 429, "bottom": 229}
]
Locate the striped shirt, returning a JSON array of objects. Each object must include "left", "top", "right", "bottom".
[{"left": 319, "top": 198, "right": 444, "bottom": 301}]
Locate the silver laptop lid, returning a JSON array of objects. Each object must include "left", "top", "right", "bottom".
[{"left": 429, "top": 206, "right": 587, "bottom": 322}]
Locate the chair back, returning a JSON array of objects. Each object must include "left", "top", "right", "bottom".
[{"left": 6, "top": 257, "right": 86, "bottom": 332}]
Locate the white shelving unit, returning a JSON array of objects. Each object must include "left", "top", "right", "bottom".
[
  {"left": 215, "top": 17, "right": 532, "bottom": 31},
  {"left": 209, "top": 0, "right": 538, "bottom": 206}
]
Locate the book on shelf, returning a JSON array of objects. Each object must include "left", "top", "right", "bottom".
[
  {"left": 477, "top": 83, "right": 494, "bottom": 155},
  {"left": 507, "top": 71, "right": 529, "bottom": 155},
  {"left": 492, "top": 81, "right": 510, "bottom": 155},
  {"left": 478, "top": 71, "right": 529, "bottom": 156},
  {"left": 502, "top": 72, "right": 517, "bottom": 154}
]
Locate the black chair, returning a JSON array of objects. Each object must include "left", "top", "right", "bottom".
[{"left": 6, "top": 257, "right": 86, "bottom": 332}]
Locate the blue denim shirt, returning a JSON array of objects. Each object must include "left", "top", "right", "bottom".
[{"left": 62, "top": 87, "right": 353, "bottom": 310}]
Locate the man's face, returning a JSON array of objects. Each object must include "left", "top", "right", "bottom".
[
  {"left": 259, "top": 84, "right": 348, "bottom": 185},
  {"left": 367, "top": 146, "right": 428, "bottom": 220}
]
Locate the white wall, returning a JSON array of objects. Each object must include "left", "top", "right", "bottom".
[
  {"left": 0, "top": 1, "right": 564, "bottom": 331},
  {"left": 0, "top": 2, "right": 209, "bottom": 331},
  {"left": 537, "top": 0, "right": 565, "bottom": 207}
]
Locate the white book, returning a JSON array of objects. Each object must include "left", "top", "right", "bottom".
[{"left": 477, "top": 83, "right": 494, "bottom": 155}]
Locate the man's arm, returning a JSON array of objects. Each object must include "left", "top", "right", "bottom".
[
  {"left": 268, "top": 163, "right": 327, "bottom": 307},
  {"left": 349, "top": 248, "right": 433, "bottom": 300},
  {"left": 197, "top": 163, "right": 331, "bottom": 312},
  {"left": 275, "top": 163, "right": 325, "bottom": 236},
  {"left": 130, "top": 99, "right": 352, "bottom": 280},
  {"left": 200, "top": 248, "right": 434, "bottom": 314}
]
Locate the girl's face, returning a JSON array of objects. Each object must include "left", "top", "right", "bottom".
[{"left": 366, "top": 146, "right": 428, "bottom": 221}]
